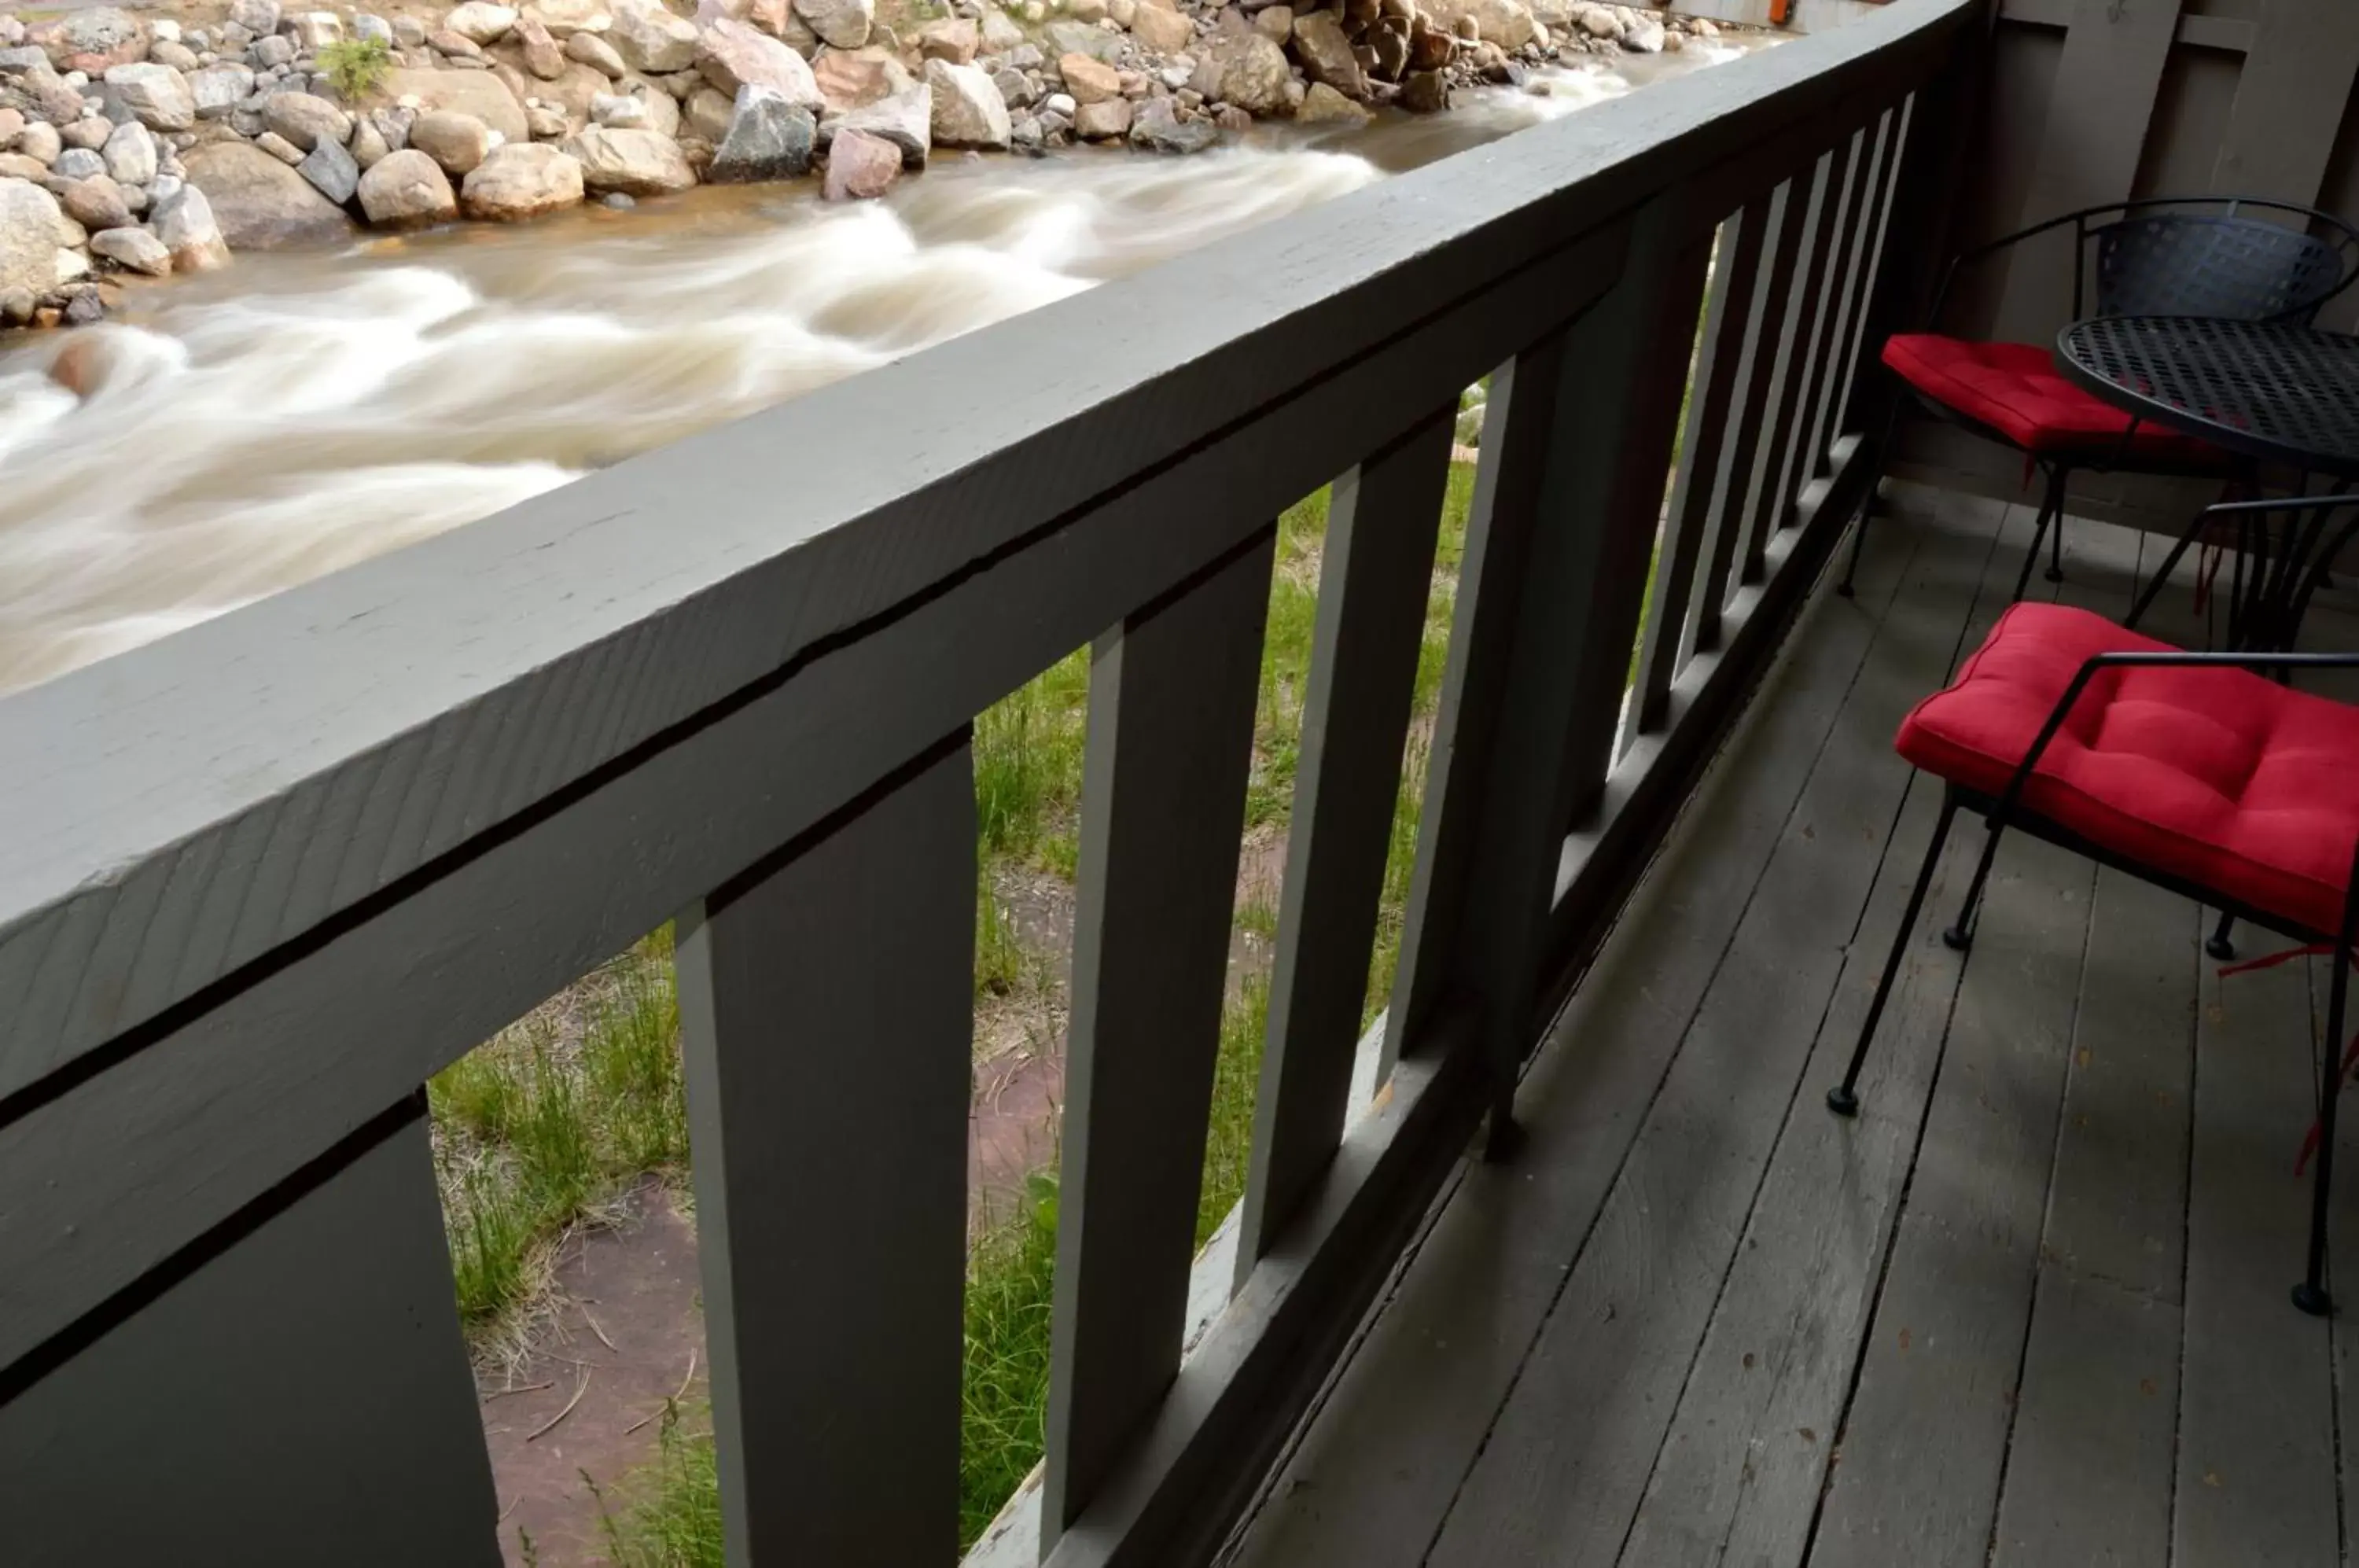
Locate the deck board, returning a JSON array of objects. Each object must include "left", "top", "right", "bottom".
[{"left": 1219, "top": 494, "right": 2359, "bottom": 1568}]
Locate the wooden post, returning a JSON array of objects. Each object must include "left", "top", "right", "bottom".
[
  {"left": 0, "top": 1104, "right": 500, "bottom": 1566},
  {"left": 677, "top": 735, "right": 975, "bottom": 1568},
  {"left": 1043, "top": 533, "right": 1274, "bottom": 1547},
  {"left": 1234, "top": 410, "right": 1456, "bottom": 1287},
  {"left": 1383, "top": 193, "right": 1710, "bottom": 1139},
  {"left": 1691, "top": 182, "right": 1796, "bottom": 658}
]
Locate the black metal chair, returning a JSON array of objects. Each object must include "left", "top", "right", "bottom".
[{"left": 1837, "top": 197, "right": 2359, "bottom": 602}]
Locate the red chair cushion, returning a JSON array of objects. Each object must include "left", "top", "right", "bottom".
[
  {"left": 1897, "top": 603, "right": 2359, "bottom": 938},
  {"left": 1882, "top": 333, "right": 2225, "bottom": 462}
]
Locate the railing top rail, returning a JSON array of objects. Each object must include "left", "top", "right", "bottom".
[{"left": 0, "top": 0, "right": 1971, "bottom": 1100}]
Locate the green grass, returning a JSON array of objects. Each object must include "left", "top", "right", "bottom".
[
  {"left": 316, "top": 35, "right": 392, "bottom": 98},
  {"left": 974, "top": 647, "right": 1090, "bottom": 879},
  {"left": 587, "top": 1401, "right": 726, "bottom": 1568}
]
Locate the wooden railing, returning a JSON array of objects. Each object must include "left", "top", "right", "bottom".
[{"left": 0, "top": 2, "right": 1979, "bottom": 1561}]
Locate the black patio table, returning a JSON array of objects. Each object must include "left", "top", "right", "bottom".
[{"left": 2055, "top": 315, "right": 2359, "bottom": 649}]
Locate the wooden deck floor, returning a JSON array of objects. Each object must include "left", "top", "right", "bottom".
[{"left": 1224, "top": 487, "right": 2359, "bottom": 1568}]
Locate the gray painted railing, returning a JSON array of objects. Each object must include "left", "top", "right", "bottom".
[{"left": 0, "top": 1, "right": 1977, "bottom": 1560}]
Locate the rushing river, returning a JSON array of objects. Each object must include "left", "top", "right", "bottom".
[{"left": 0, "top": 44, "right": 1748, "bottom": 697}]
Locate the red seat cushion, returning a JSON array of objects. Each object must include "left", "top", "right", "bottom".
[
  {"left": 1882, "top": 333, "right": 2225, "bottom": 462},
  {"left": 1897, "top": 603, "right": 2359, "bottom": 937}
]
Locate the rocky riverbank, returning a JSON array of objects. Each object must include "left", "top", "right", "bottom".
[{"left": 0, "top": 0, "right": 1728, "bottom": 329}]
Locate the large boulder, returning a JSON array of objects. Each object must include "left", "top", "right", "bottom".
[
  {"left": 696, "top": 17, "right": 822, "bottom": 106},
  {"left": 377, "top": 67, "right": 531, "bottom": 142},
  {"left": 410, "top": 108, "right": 495, "bottom": 172},
  {"left": 1419, "top": 0, "right": 1533, "bottom": 49},
  {"left": 1290, "top": 12, "right": 1369, "bottom": 98},
  {"left": 90, "top": 224, "right": 171, "bottom": 275},
  {"left": 358, "top": 146, "right": 458, "bottom": 224},
  {"left": 229, "top": 0, "right": 283, "bottom": 34},
  {"left": 100, "top": 119, "right": 156, "bottom": 185},
  {"left": 563, "top": 124, "right": 694, "bottom": 193},
  {"left": 706, "top": 82, "right": 811, "bottom": 180},
  {"left": 811, "top": 47, "right": 909, "bottom": 113},
  {"left": 62, "top": 173, "right": 133, "bottom": 230},
  {"left": 298, "top": 134, "right": 359, "bottom": 203},
  {"left": 607, "top": 0, "right": 700, "bottom": 72},
  {"left": 187, "top": 63, "right": 257, "bottom": 119},
  {"left": 151, "top": 181, "right": 231, "bottom": 269},
  {"left": 830, "top": 81, "right": 927, "bottom": 167},
  {"left": 1128, "top": 2, "right": 1192, "bottom": 53},
  {"left": 100, "top": 63, "right": 195, "bottom": 131},
  {"left": 260, "top": 92, "right": 353, "bottom": 152},
  {"left": 1194, "top": 31, "right": 1290, "bottom": 116},
  {"left": 1058, "top": 51, "right": 1119, "bottom": 105},
  {"left": 1296, "top": 79, "right": 1371, "bottom": 123},
  {"left": 446, "top": 2, "right": 521, "bottom": 44},
  {"left": 1072, "top": 96, "right": 1129, "bottom": 139},
  {"left": 459, "top": 140, "right": 583, "bottom": 215},
  {"left": 526, "top": 0, "right": 615, "bottom": 35},
  {"left": 792, "top": 0, "right": 870, "bottom": 49},
  {"left": 42, "top": 7, "right": 146, "bottom": 73},
  {"left": 565, "top": 30, "right": 628, "bottom": 74},
  {"left": 915, "top": 17, "right": 976, "bottom": 63},
  {"left": 823, "top": 123, "right": 895, "bottom": 198},
  {"left": 0, "top": 177, "right": 62, "bottom": 299},
  {"left": 923, "top": 58, "right": 1007, "bottom": 149},
  {"left": 515, "top": 14, "right": 568, "bottom": 76},
  {"left": 181, "top": 138, "right": 359, "bottom": 248},
  {"left": 3, "top": 66, "right": 87, "bottom": 131},
  {"left": 1128, "top": 94, "right": 1214, "bottom": 153}
]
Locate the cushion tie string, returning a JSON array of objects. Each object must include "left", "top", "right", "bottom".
[{"left": 2220, "top": 943, "right": 2359, "bottom": 1176}]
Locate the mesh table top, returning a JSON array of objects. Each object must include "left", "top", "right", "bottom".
[{"left": 2055, "top": 316, "right": 2359, "bottom": 478}]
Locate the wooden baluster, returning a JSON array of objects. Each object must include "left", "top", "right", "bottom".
[
  {"left": 1381, "top": 194, "right": 1709, "bottom": 1139},
  {"left": 1233, "top": 410, "right": 1456, "bottom": 1286},
  {"left": 1817, "top": 105, "right": 1908, "bottom": 458},
  {"left": 1632, "top": 197, "right": 1772, "bottom": 738},
  {"left": 1761, "top": 131, "right": 1867, "bottom": 533},
  {"left": 1688, "top": 183, "right": 1794, "bottom": 658},
  {"left": 677, "top": 735, "right": 975, "bottom": 1568},
  {"left": 2, "top": 1103, "right": 500, "bottom": 1565},
  {"left": 1793, "top": 115, "right": 1887, "bottom": 490},
  {"left": 1042, "top": 533, "right": 1274, "bottom": 1547},
  {"left": 1734, "top": 153, "right": 1836, "bottom": 583}
]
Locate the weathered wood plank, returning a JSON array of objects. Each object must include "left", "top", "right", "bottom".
[
  {"left": 1610, "top": 493, "right": 2024, "bottom": 1568},
  {"left": 1224, "top": 491, "right": 1946, "bottom": 1568},
  {"left": 1044, "top": 533, "right": 1274, "bottom": 1544},
  {"left": 0, "top": 1106, "right": 498, "bottom": 1566},
  {"left": 1423, "top": 499, "right": 2013, "bottom": 1568},
  {"left": 1634, "top": 195, "right": 1773, "bottom": 737},
  {"left": 675, "top": 737, "right": 973, "bottom": 1568},
  {"left": 1985, "top": 869, "right": 2194, "bottom": 1568},
  {"left": 2210, "top": 1, "right": 2359, "bottom": 209},
  {"left": 2169, "top": 944, "right": 2335, "bottom": 1564},
  {"left": 1236, "top": 411, "right": 1456, "bottom": 1283}
]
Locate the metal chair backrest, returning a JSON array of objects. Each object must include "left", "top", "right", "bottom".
[{"left": 2085, "top": 200, "right": 2359, "bottom": 323}]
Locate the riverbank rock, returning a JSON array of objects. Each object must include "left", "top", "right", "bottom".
[
  {"left": 182, "top": 138, "right": 358, "bottom": 247},
  {"left": 299, "top": 133, "right": 359, "bottom": 202},
  {"left": 261, "top": 92, "right": 351, "bottom": 153},
  {"left": 608, "top": 0, "right": 699, "bottom": 72},
  {"left": 458, "top": 138, "right": 583, "bottom": 215},
  {"left": 516, "top": 14, "right": 568, "bottom": 76},
  {"left": 1421, "top": 0, "right": 1534, "bottom": 49},
  {"left": 379, "top": 66, "right": 530, "bottom": 142},
  {"left": 823, "top": 122, "right": 895, "bottom": 198},
  {"left": 924, "top": 58, "right": 1007, "bottom": 149},
  {"left": 358, "top": 145, "right": 458, "bottom": 223},
  {"left": 101, "top": 62, "right": 195, "bottom": 131},
  {"left": 101, "top": 119, "right": 156, "bottom": 185},
  {"left": 831, "top": 81, "right": 926, "bottom": 167},
  {"left": 793, "top": 0, "right": 870, "bottom": 49},
  {"left": 1128, "top": 94, "right": 1213, "bottom": 153},
  {"left": 150, "top": 181, "right": 230, "bottom": 269},
  {"left": 706, "top": 81, "right": 811, "bottom": 179},
  {"left": 1194, "top": 31, "right": 1290, "bottom": 116},
  {"left": 1058, "top": 52, "right": 1118, "bottom": 105},
  {"left": 566, "top": 30, "right": 628, "bottom": 75},
  {"left": 1130, "top": 1, "right": 1193, "bottom": 53},
  {"left": 186, "top": 63, "right": 256, "bottom": 118},
  {"left": 447, "top": 2, "right": 521, "bottom": 44},
  {"left": 0, "top": 178, "right": 61, "bottom": 299},
  {"left": 62, "top": 174, "right": 133, "bottom": 230},
  {"left": 43, "top": 8, "right": 147, "bottom": 75},
  {"left": 916, "top": 17, "right": 976, "bottom": 64},
  {"left": 812, "top": 48, "right": 908, "bottom": 112},
  {"left": 565, "top": 123, "right": 694, "bottom": 193},
  {"left": 697, "top": 17, "right": 821, "bottom": 105},
  {"left": 1297, "top": 79, "right": 1371, "bottom": 123},
  {"left": 90, "top": 223, "right": 171, "bottom": 275},
  {"left": 1289, "top": 12, "right": 1368, "bottom": 98},
  {"left": 411, "top": 107, "right": 494, "bottom": 171},
  {"left": 1073, "top": 97, "right": 1128, "bottom": 139},
  {"left": 527, "top": 0, "right": 616, "bottom": 37}
]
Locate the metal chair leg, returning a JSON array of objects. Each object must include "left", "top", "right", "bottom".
[
  {"left": 2206, "top": 910, "right": 2236, "bottom": 962},
  {"left": 1831, "top": 790, "right": 1959, "bottom": 1117},
  {"left": 2046, "top": 492, "right": 2067, "bottom": 583},
  {"left": 2294, "top": 871, "right": 2359, "bottom": 1316},
  {"left": 2013, "top": 464, "right": 2069, "bottom": 602},
  {"left": 1837, "top": 400, "right": 1906, "bottom": 601},
  {"left": 1944, "top": 813, "right": 2006, "bottom": 952}
]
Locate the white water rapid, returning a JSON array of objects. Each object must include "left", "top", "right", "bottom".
[{"left": 0, "top": 45, "right": 1748, "bottom": 696}]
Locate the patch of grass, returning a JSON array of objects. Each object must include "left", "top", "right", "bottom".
[
  {"left": 974, "top": 648, "right": 1090, "bottom": 878},
  {"left": 959, "top": 1172, "right": 1062, "bottom": 1544},
  {"left": 1245, "top": 488, "right": 1330, "bottom": 829},
  {"left": 429, "top": 937, "right": 686, "bottom": 1332},
  {"left": 1198, "top": 971, "right": 1272, "bottom": 1249},
  {"left": 590, "top": 1401, "right": 725, "bottom": 1568},
  {"left": 317, "top": 35, "right": 392, "bottom": 99}
]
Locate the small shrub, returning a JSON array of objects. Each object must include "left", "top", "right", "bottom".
[{"left": 318, "top": 35, "right": 392, "bottom": 100}]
